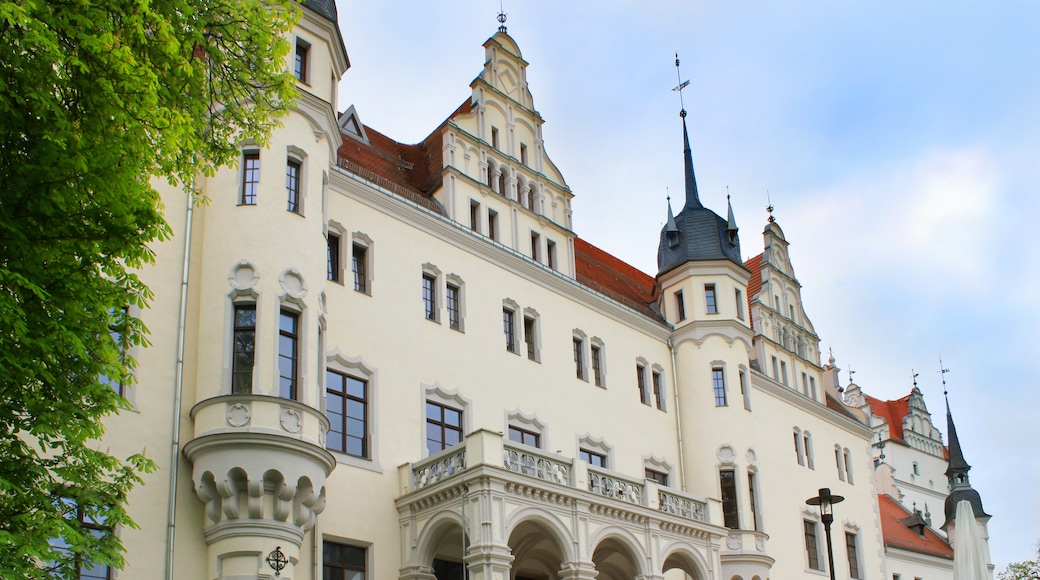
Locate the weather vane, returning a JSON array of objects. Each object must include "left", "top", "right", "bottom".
[
  {"left": 848, "top": 365, "right": 856, "bottom": 384},
  {"left": 672, "top": 53, "right": 690, "bottom": 118},
  {"left": 911, "top": 369, "right": 919, "bottom": 388},
  {"left": 766, "top": 190, "right": 775, "bottom": 223}
]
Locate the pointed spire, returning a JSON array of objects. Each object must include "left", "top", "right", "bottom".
[
  {"left": 945, "top": 394, "right": 971, "bottom": 481},
  {"left": 665, "top": 195, "right": 678, "bottom": 233},
  {"left": 726, "top": 192, "right": 738, "bottom": 232},
  {"left": 681, "top": 117, "right": 702, "bottom": 210}
]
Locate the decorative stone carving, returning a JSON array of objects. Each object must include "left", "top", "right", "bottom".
[
  {"left": 504, "top": 449, "right": 569, "bottom": 485},
  {"left": 727, "top": 534, "right": 742, "bottom": 550},
  {"left": 319, "top": 425, "right": 326, "bottom": 448},
  {"left": 717, "top": 445, "right": 736, "bottom": 464},
  {"left": 588, "top": 472, "right": 641, "bottom": 505},
  {"left": 279, "top": 268, "right": 307, "bottom": 299},
  {"left": 226, "top": 403, "right": 251, "bottom": 427},
  {"left": 658, "top": 490, "right": 707, "bottom": 522},
  {"left": 228, "top": 261, "right": 259, "bottom": 290},
  {"left": 746, "top": 449, "right": 758, "bottom": 466},
  {"left": 280, "top": 408, "right": 303, "bottom": 433},
  {"left": 414, "top": 451, "right": 467, "bottom": 489},
  {"left": 755, "top": 535, "right": 766, "bottom": 551}
]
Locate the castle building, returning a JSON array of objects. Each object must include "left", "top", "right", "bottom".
[{"left": 97, "top": 4, "right": 991, "bottom": 579}]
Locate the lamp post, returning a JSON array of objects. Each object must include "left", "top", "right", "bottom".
[{"left": 806, "top": 487, "right": 845, "bottom": 580}]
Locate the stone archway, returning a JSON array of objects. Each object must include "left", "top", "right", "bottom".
[
  {"left": 662, "top": 547, "right": 707, "bottom": 580},
  {"left": 508, "top": 517, "right": 570, "bottom": 580},
  {"left": 591, "top": 535, "right": 643, "bottom": 580}
]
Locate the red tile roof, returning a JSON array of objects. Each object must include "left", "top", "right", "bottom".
[
  {"left": 866, "top": 394, "right": 911, "bottom": 443},
  {"left": 744, "top": 253, "right": 764, "bottom": 315},
  {"left": 573, "top": 237, "right": 660, "bottom": 320},
  {"left": 878, "top": 494, "right": 953, "bottom": 559}
]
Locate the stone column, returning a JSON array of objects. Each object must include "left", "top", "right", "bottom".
[{"left": 558, "top": 560, "right": 598, "bottom": 580}]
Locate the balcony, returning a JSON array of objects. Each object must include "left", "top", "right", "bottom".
[{"left": 396, "top": 430, "right": 724, "bottom": 580}]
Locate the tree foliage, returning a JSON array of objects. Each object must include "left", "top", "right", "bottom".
[
  {"left": 999, "top": 542, "right": 1040, "bottom": 580},
  {"left": 0, "top": 0, "right": 298, "bottom": 576}
]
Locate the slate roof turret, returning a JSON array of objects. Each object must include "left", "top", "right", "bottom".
[
  {"left": 657, "top": 117, "right": 743, "bottom": 275},
  {"left": 941, "top": 395, "right": 990, "bottom": 530}
]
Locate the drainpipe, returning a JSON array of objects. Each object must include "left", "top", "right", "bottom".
[
  {"left": 165, "top": 187, "right": 195, "bottom": 580},
  {"left": 668, "top": 338, "right": 687, "bottom": 492}
]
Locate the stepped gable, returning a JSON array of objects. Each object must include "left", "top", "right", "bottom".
[
  {"left": 574, "top": 237, "right": 660, "bottom": 320},
  {"left": 878, "top": 495, "right": 953, "bottom": 559}
]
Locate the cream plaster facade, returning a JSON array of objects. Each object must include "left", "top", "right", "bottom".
[{"left": 91, "top": 6, "right": 989, "bottom": 580}]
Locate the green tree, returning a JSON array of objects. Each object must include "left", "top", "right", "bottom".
[
  {"left": 0, "top": 0, "right": 298, "bottom": 576},
  {"left": 999, "top": 542, "right": 1040, "bottom": 580}
]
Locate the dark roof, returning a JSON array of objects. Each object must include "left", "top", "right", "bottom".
[
  {"left": 878, "top": 495, "right": 953, "bottom": 560},
  {"left": 301, "top": 0, "right": 337, "bottom": 23},
  {"left": 657, "top": 119, "right": 742, "bottom": 275},
  {"left": 942, "top": 397, "right": 989, "bottom": 527}
]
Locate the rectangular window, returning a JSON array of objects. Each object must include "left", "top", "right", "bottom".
[
  {"left": 804, "top": 520, "right": 822, "bottom": 570},
  {"left": 546, "top": 239, "right": 557, "bottom": 270},
  {"left": 705, "top": 284, "right": 718, "bottom": 314},
  {"left": 591, "top": 345, "right": 603, "bottom": 387},
  {"left": 748, "top": 470, "right": 759, "bottom": 531},
  {"left": 426, "top": 402, "right": 463, "bottom": 455},
  {"left": 488, "top": 209, "right": 498, "bottom": 241},
  {"left": 524, "top": 316, "right": 537, "bottom": 360},
  {"left": 422, "top": 274, "right": 436, "bottom": 321},
  {"left": 844, "top": 448, "right": 854, "bottom": 483},
  {"left": 530, "top": 231, "right": 540, "bottom": 262},
  {"left": 323, "top": 541, "right": 365, "bottom": 580},
  {"left": 278, "top": 310, "right": 299, "bottom": 400},
  {"left": 675, "top": 290, "right": 686, "bottom": 321},
  {"left": 735, "top": 289, "right": 745, "bottom": 320},
  {"left": 739, "top": 369, "right": 751, "bottom": 410},
  {"left": 99, "top": 309, "right": 126, "bottom": 396},
  {"left": 836, "top": 447, "right": 846, "bottom": 481},
  {"left": 794, "top": 431, "right": 805, "bottom": 465},
  {"left": 652, "top": 370, "right": 665, "bottom": 410},
  {"left": 51, "top": 501, "right": 113, "bottom": 580},
  {"left": 446, "top": 284, "right": 461, "bottom": 331},
  {"left": 804, "top": 433, "right": 815, "bottom": 469},
  {"left": 712, "top": 368, "right": 727, "bottom": 406},
  {"left": 720, "top": 469, "right": 739, "bottom": 529},
  {"left": 645, "top": 469, "right": 668, "bottom": 486},
  {"left": 294, "top": 40, "right": 310, "bottom": 83},
  {"left": 286, "top": 159, "right": 301, "bottom": 213},
  {"left": 802, "top": 372, "right": 809, "bottom": 396},
  {"left": 580, "top": 449, "right": 606, "bottom": 468},
  {"left": 849, "top": 533, "right": 865, "bottom": 579},
  {"left": 326, "top": 370, "right": 368, "bottom": 457},
  {"left": 503, "top": 309, "right": 517, "bottom": 353},
  {"left": 780, "top": 361, "right": 788, "bottom": 385},
  {"left": 637, "top": 364, "right": 649, "bottom": 405},
  {"left": 232, "top": 305, "right": 256, "bottom": 393},
  {"left": 327, "top": 233, "right": 341, "bottom": 282},
  {"left": 491, "top": 126, "right": 499, "bottom": 148},
  {"left": 241, "top": 151, "right": 260, "bottom": 205},
  {"left": 508, "top": 426, "right": 540, "bottom": 447},
  {"left": 771, "top": 356, "right": 779, "bottom": 380},
  {"left": 810, "top": 376, "right": 817, "bottom": 399},
  {"left": 520, "top": 142, "right": 528, "bottom": 165},
  {"left": 573, "top": 338, "right": 585, "bottom": 380},
  {"left": 469, "top": 200, "right": 480, "bottom": 232},
  {"left": 351, "top": 244, "right": 369, "bottom": 293}
]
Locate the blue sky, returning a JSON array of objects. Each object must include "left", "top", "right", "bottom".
[{"left": 335, "top": 0, "right": 1039, "bottom": 569}]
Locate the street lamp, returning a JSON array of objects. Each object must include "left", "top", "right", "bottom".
[{"left": 806, "top": 487, "right": 845, "bottom": 580}]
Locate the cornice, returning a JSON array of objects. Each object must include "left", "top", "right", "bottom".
[
  {"left": 329, "top": 166, "right": 671, "bottom": 339},
  {"left": 671, "top": 318, "right": 753, "bottom": 352},
  {"left": 657, "top": 260, "right": 751, "bottom": 288},
  {"left": 750, "top": 369, "right": 873, "bottom": 438},
  {"left": 470, "top": 76, "right": 542, "bottom": 124},
  {"left": 442, "top": 165, "right": 573, "bottom": 237},
  {"left": 884, "top": 545, "right": 954, "bottom": 564},
  {"left": 294, "top": 90, "right": 343, "bottom": 160}
]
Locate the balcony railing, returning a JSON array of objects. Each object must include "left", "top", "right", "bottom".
[{"left": 399, "top": 430, "right": 709, "bottom": 524}]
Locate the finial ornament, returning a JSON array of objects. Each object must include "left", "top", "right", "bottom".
[
  {"left": 939, "top": 355, "right": 950, "bottom": 396},
  {"left": 497, "top": 1, "right": 507, "bottom": 32},
  {"left": 912, "top": 369, "right": 919, "bottom": 388},
  {"left": 672, "top": 53, "right": 690, "bottom": 118},
  {"left": 848, "top": 365, "right": 856, "bottom": 384},
  {"left": 766, "top": 190, "right": 775, "bottom": 223}
]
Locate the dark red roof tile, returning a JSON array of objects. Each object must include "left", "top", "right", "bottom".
[
  {"left": 574, "top": 237, "right": 660, "bottom": 320},
  {"left": 866, "top": 394, "right": 911, "bottom": 443},
  {"left": 878, "top": 494, "right": 953, "bottom": 559}
]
